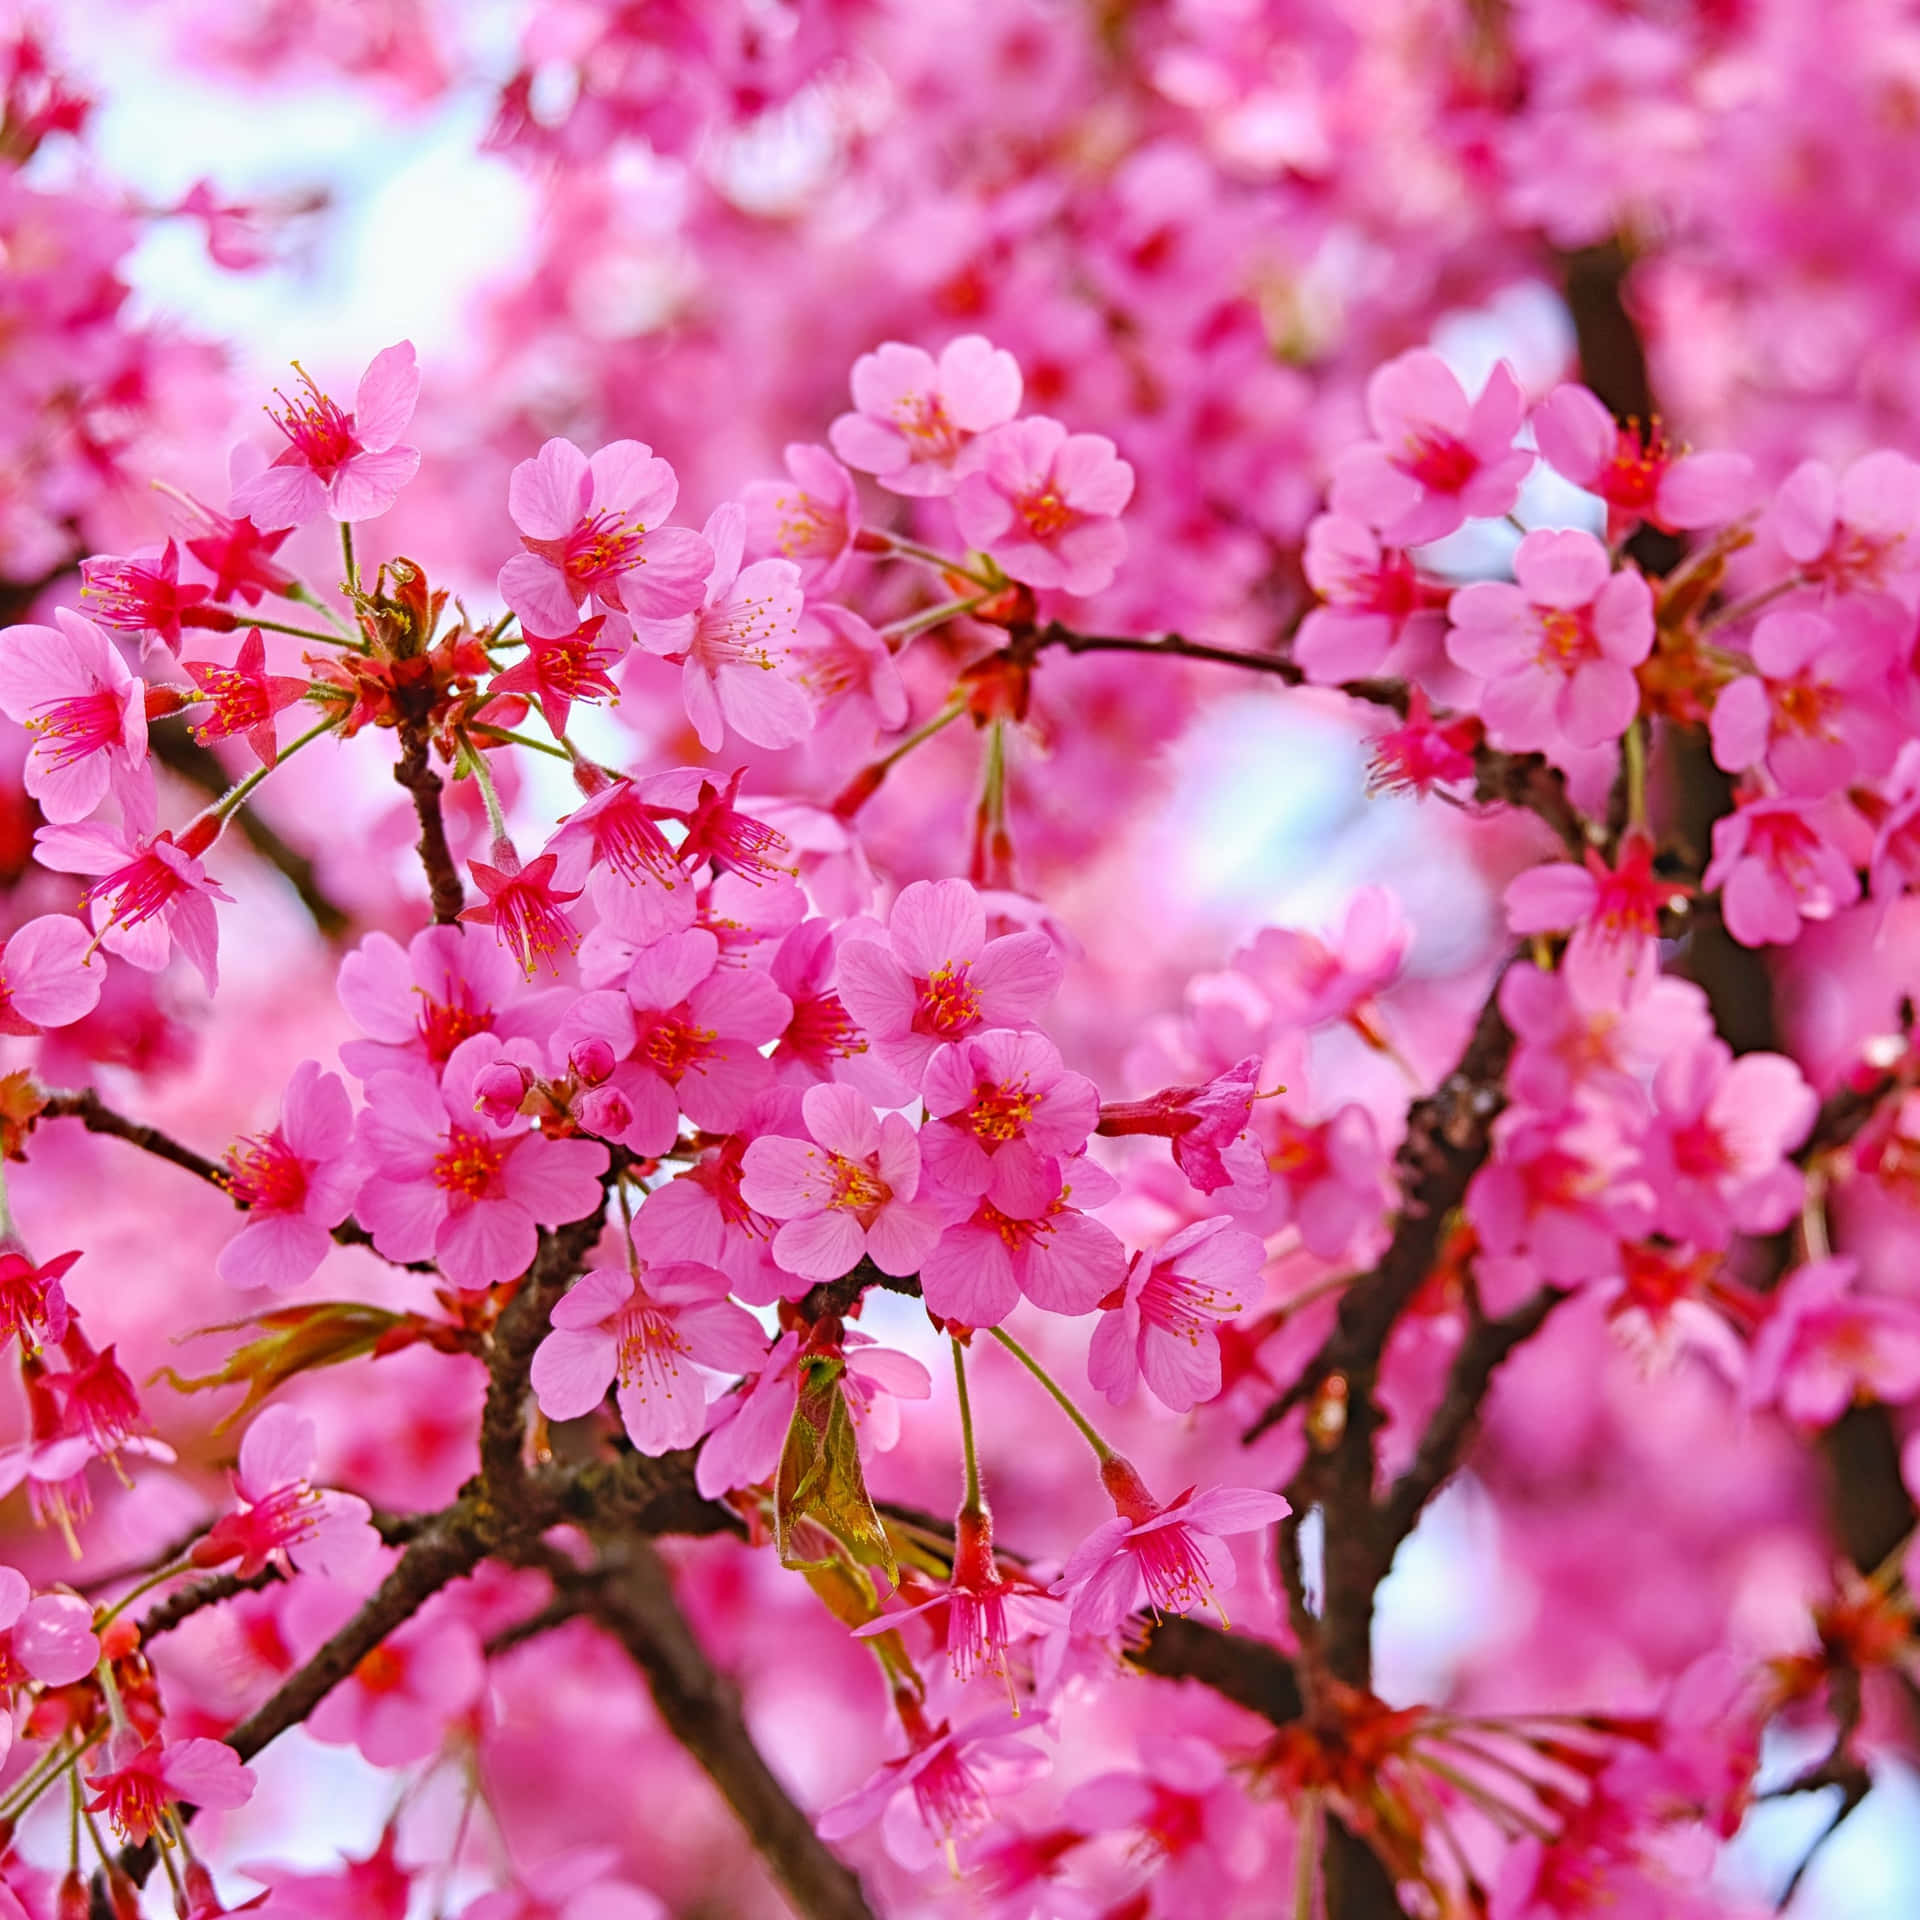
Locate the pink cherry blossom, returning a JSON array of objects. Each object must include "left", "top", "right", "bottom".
[
  {"left": 920, "top": 1028, "right": 1098, "bottom": 1206},
  {"left": 0, "top": 1247, "right": 77, "bottom": 1352},
  {"left": 498, "top": 436, "right": 713, "bottom": 632},
  {"left": 173, "top": 490, "right": 296, "bottom": 607},
  {"left": 1701, "top": 793, "right": 1864, "bottom": 947},
  {"left": 1329, "top": 350, "right": 1532, "bottom": 547},
  {"left": 1088, "top": 1215, "right": 1263, "bottom": 1411},
  {"left": 191, "top": 1404, "right": 379, "bottom": 1578},
  {"left": 231, "top": 342, "right": 421, "bottom": 527},
  {"left": 1293, "top": 512, "right": 1446, "bottom": 682},
  {"left": 0, "top": 916, "right": 103, "bottom": 1035},
  {"left": 1532, "top": 383, "right": 1753, "bottom": 536},
  {"left": 529, "top": 1259, "right": 766, "bottom": 1453},
  {"left": 458, "top": 1848, "right": 665, "bottom": 1920},
  {"left": 1505, "top": 832, "right": 1684, "bottom": 981},
  {"left": 952, "top": 417, "right": 1133, "bottom": 597},
  {"left": 544, "top": 774, "right": 691, "bottom": 947},
  {"left": 1746, "top": 1257, "right": 1920, "bottom": 1427},
  {"left": 0, "top": 1567, "right": 99, "bottom": 1712},
  {"left": 1232, "top": 885, "right": 1406, "bottom": 1031},
  {"left": 1263, "top": 1100, "right": 1390, "bottom": 1261},
  {"left": 1446, "top": 530, "right": 1653, "bottom": 755},
  {"left": 462, "top": 837, "right": 585, "bottom": 979},
  {"left": 183, "top": 626, "right": 312, "bottom": 767},
  {"left": 1366, "top": 687, "right": 1482, "bottom": 797},
  {"left": 83, "top": 1732, "right": 254, "bottom": 1844},
  {"left": 217, "top": 1059, "right": 361, "bottom": 1291},
  {"left": 0, "top": 605, "right": 150, "bottom": 823},
  {"left": 742, "top": 441, "right": 862, "bottom": 591},
  {"left": 1769, "top": 450, "right": 1920, "bottom": 606},
  {"left": 79, "top": 539, "right": 225, "bottom": 654},
  {"left": 486, "top": 613, "right": 628, "bottom": 739},
  {"left": 1500, "top": 957, "right": 1712, "bottom": 1114},
  {"left": 790, "top": 603, "right": 908, "bottom": 734},
  {"left": 829, "top": 334, "right": 1023, "bottom": 497},
  {"left": 1095, "top": 1055, "right": 1271, "bottom": 1212}
]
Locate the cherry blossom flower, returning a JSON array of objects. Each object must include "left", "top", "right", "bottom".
[
  {"left": 0, "top": 1246, "right": 77, "bottom": 1352},
  {"left": 790, "top": 604, "right": 908, "bottom": 734},
  {"left": 0, "top": 1565, "right": 99, "bottom": 1707},
  {"left": 1096, "top": 1056, "right": 1272, "bottom": 1211},
  {"left": 232, "top": 342, "right": 421, "bottom": 527},
  {"left": 0, "top": 605, "right": 150, "bottom": 823},
  {"left": 1293, "top": 512, "right": 1447, "bottom": 682},
  {"left": 1746, "top": 1257, "right": 1920, "bottom": 1426},
  {"left": 487, "top": 613, "right": 627, "bottom": 739},
  {"left": 1469, "top": 1101, "right": 1652, "bottom": 1286},
  {"left": 1054, "top": 1457, "right": 1289, "bottom": 1635},
  {"left": 742, "top": 441, "right": 862, "bottom": 591},
  {"left": 1088, "top": 1216, "right": 1263, "bottom": 1411},
  {"left": 628, "top": 502, "right": 811, "bottom": 752},
  {"left": 1232, "top": 885, "right": 1406, "bottom": 1031},
  {"left": 1770, "top": 449, "right": 1920, "bottom": 607},
  {"left": 173, "top": 490, "right": 296, "bottom": 605},
  {"left": 544, "top": 774, "right": 691, "bottom": 947},
  {"left": 1701, "top": 793, "right": 1864, "bottom": 947},
  {"left": 498, "top": 436, "right": 712, "bottom": 634},
  {"left": 1329, "top": 349, "right": 1532, "bottom": 546},
  {"left": 462, "top": 837, "right": 585, "bottom": 979},
  {"left": 1367, "top": 688, "right": 1481, "bottom": 796},
  {"left": 741, "top": 1082, "right": 943, "bottom": 1281},
  {"left": 458, "top": 1848, "right": 666, "bottom": 1920},
  {"left": 920, "top": 1028, "right": 1098, "bottom": 1205},
  {"left": 829, "top": 335, "right": 1023, "bottom": 497},
  {"left": 183, "top": 627, "right": 311, "bottom": 766},
  {"left": 83, "top": 1732, "right": 254, "bottom": 1844},
  {"left": 838, "top": 878, "right": 1063, "bottom": 1083},
  {"left": 217, "top": 1059, "right": 361, "bottom": 1291},
  {"left": 1446, "top": 530, "right": 1654, "bottom": 755},
  {"left": 952, "top": 417, "right": 1134, "bottom": 596},
  {"left": 355, "top": 1034, "right": 610, "bottom": 1288},
  {"left": 79, "top": 540, "right": 226, "bottom": 654},
  {"left": 1532, "top": 384, "right": 1753, "bottom": 536},
  {"left": 0, "top": 916, "right": 103, "bottom": 1036},
  {"left": 1500, "top": 956, "right": 1712, "bottom": 1114},
  {"left": 529, "top": 1259, "right": 766, "bottom": 1453},
  {"left": 1504, "top": 832, "right": 1686, "bottom": 980},
  {"left": 191, "top": 1404, "right": 379, "bottom": 1578}
]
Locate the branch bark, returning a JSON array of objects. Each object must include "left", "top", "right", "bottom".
[{"left": 394, "top": 718, "right": 466, "bottom": 924}]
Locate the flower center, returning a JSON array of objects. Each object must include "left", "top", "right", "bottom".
[
  {"left": 192, "top": 664, "right": 269, "bottom": 736},
  {"left": 1127, "top": 1517, "right": 1215, "bottom": 1617},
  {"left": 918, "top": 960, "right": 982, "bottom": 1035},
  {"left": 1018, "top": 486, "right": 1072, "bottom": 539},
  {"left": 269, "top": 365, "right": 358, "bottom": 474},
  {"left": 966, "top": 1079, "right": 1035, "bottom": 1145},
  {"left": 614, "top": 1299, "right": 690, "bottom": 1396},
  {"left": 892, "top": 392, "right": 961, "bottom": 460},
  {"left": 85, "top": 849, "right": 188, "bottom": 935},
  {"left": 355, "top": 1644, "right": 408, "bottom": 1694},
  {"left": 1402, "top": 429, "right": 1477, "bottom": 494},
  {"left": 415, "top": 990, "right": 492, "bottom": 1067},
  {"left": 433, "top": 1128, "right": 510, "bottom": 1200},
  {"left": 828, "top": 1155, "right": 890, "bottom": 1216},
  {"left": 27, "top": 688, "right": 123, "bottom": 768},
  {"left": 1537, "top": 607, "right": 1597, "bottom": 668},
  {"left": 1775, "top": 676, "right": 1841, "bottom": 739},
  {"left": 639, "top": 1015, "right": 713, "bottom": 1079},
  {"left": 223, "top": 1130, "right": 309, "bottom": 1213}
]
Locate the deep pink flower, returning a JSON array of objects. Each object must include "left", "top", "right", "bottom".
[
  {"left": 234, "top": 1826, "right": 413, "bottom": 1919},
  {"left": 1746, "top": 1257, "right": 1920, "bottom": 1427},
  {"left": 232, "top": 342, "right": 421, "bottom": 527},
  {"left": 172, "top": 489, "right": 297, "bottom": 605},
  {"left": 487, "top": 614, "right": 627, "bottom": 739},
  {"left": 462, "top": 838, "right": 585, "bottom": 979},
  {"left": 921, "top": 1028, "right": 1098, "bottom": 1206},
  {"left": 191, "top": 1404, "right": 379, "bottom": 1579},
  {"left": 1096, "top": 1056, "right": 1271, "bottom": 1212},
  {"left": 829, "top": 335, "right": 1023, "bottom": 497},
  {"left": 1701, "top": 794, "right": 1863, "bottom": 947},
  {"left": 355, "top": 1034, "right": 610, "bottom": 1288},
  {"left": 1533, "top": 384, "right": 1753, "bottom": 537},
  {"left": 1053, "top": 1457, "right": 1289, "bottom": 1636},
  {"left": 0, "top": 1246, "right": 77, "bottom": 1352},
  {"left": 952, "top": 417, "right": 1133, "bottom": 597},
  {"left": 79, "top": 539, "right": 227, "bottom": 654},
  {"left": 742, "top": 441, "right": 862, "bottom": 592},
  {"left": 1505, "top": 831, "right": 1686, "bottom": 981},
  {"left": 1366, "top": 688, "right": 1481, "bottom": 797},
  {"left": 529, "top": 1259, "right": 765, "bottom": 1454},
  {"left": 217, "top": 1060, "right": 361, "bottom": 1291},
  {"left": 184, "top": 627, "right": 311, "bottom": 767},
  {"left": 0, "top": 605, "right": 150, "bottom": 823},
  {"left": 0, "top": 916, "right": 102, "bottom": 1035},
  {"left": 83, "top": 1733, "right": 253, "bottom": 1844},
  {"left": 1088, "top": 1216, "right": 1262, "bottom": 1412},
  {"left": 741, "top": 1082, "right": 943, "bottom": 1281},
  {"left": 837, "top": 878, "right": 1063, "bottom": 1083},
  {"left": 1293, "top": 512, "right": 1446, "bottom": 682},
  {"left": 1770, "top": 450, "right": 1920, "bottom": 607},
  {"left": 1446, "top": 530, "right": 1653, "bottom": 755},
  {"left": 498, "top": 436, "right": 712, "bottom": 633},
  {"left": 628, "top": 503, "right": 811, "bottom": 752},
  {"left": 1329, "top": 350, "right": 1532, "bottom": 546}
]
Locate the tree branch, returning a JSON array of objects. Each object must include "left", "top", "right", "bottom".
[{"left": 394, "top": 718, "right": 466, "bottom": 924}]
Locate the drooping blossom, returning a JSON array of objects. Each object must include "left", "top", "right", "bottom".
[
  {"left": 79, "top": 540, "right": 225, "bottom": 654},
  {"left": 544, "top": 774, "right": 690, "bottom": 947},
  {"left": 191, "top": 1404, "right": 379, "bottom": 1579},
  {"left": 529, "top": 1259, "right": 766, "bottom": 1454},
  {"left": 1746, "top": 1257, "right": 1920, "bottom": 1427},
  {"left": 742, "top": 441, "right": 862, "bottom": 591},
  {"left": 1293, "top": 512, "right": 1447, "bottom": 682},
  {"left": 83, "top": 1732, "right": 254, "bottom": 1844},
  {"left": 486, "top": 614, "right": 627, "bottom": 739},
  {"left": 1769, "top": 450, "right": 1920, "bottom": 607},
  {"left": 1329, "top": 350, "right": 1531, "bottom": 546},
  {"left": 829, "top": 334, "right": 1023, "bottom": 496},
  {"left": 1233, "top": 885, "right": 1406, "bottom": 1032},
  {"left": 1445, "top": 530, "right": 1654, "bottom": 755},
  {"left": 952, "top": 416, "right": 1134, "bottom": 596},
  {"left": 0, "top": 916, "right": 103, "bottom": 1035},
  {"left": 217, "top": 1059, "right": 361, "bottom": 1291},
  {"left": 497, "top": 436, "right": 712, "bottom": 633},
  {"left": 1532, "top": 384, "right": 1753, "bottom": 536},
  {"left": 1088, "top": 1216, "right": 1264, "bottom": 1411},
  {"left": 0, "top": 606, "right": 150, "bottom": 823},
  {"left": 183, "top": 627, "right": 311, "bottom": 766},
  {"left": 0, "top": 1246, "right": 77, "bottom": 1352},
  {"left": 1701, "top": 793, "right": 1864, "bottom": 947},
  {"left": 1366, "top": 687, "right": 1481, "bottom": 797},
  {"left": 1096, "top": 1055, "right": 1271, "bottom": 1211},
  {"left": 232, "top": 342, "right": 421, "bottom": 527},
  {"left": 920, "top": 1028, "right": 1098, "bottom": 1204},
  {"left": 461, "top": 836, "right": 584, "bottom": 979},
  {"left": 172, "top": 487, "right": 297, "bottom": 605},
  {"left": 740, "top": 1082, "right": 943, "bottom": 1280},
  {"left": 628, "top": 502, "right": 811, "bottom": 752}
]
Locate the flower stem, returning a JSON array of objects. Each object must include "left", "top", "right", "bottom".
[
  {"left": 950, "top": 1335, "right": 983, "bottom": 1512},
  {"left": 244, "top": 614, "right": 357, "bottom": 646},
  {"left": 1623, "top": 718, "right": 1649, "bottom": 832},
  {"left": 471, "top": 723, "right": 572, "bottom": 760},
  {"left": 341, "top": 521, "right": 358, "bottom": 594},
  {"left": 881, "top": 594, "right": 989, "bottom": 644},
  {"left": 461, "top": 732, "right": 512, "bottom": 843},
  {"left": 96, "top": 1554, "right": 198, "bottom": 1628},
  {"left": 875, "top": 531, "right": 998, "bottom": 590},
  {"left": 989, "top": 1326, "right": 1114, "bottom": 1462},
  {"left": 211, "top": 713, "right": 343, "bottom": 822}
]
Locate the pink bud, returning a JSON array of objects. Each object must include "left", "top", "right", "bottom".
[
  {"left": 473, "top": 1061, "right": 532, "bottom": 1124},
  {"left": 575, "top": 1084, "right": 633, "bottom": 1138},
  {"left": 570, "top": 1036, "right": 616, "bottom": 1085}
]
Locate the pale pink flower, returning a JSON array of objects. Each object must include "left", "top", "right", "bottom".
[
  {"left": 0, "top": 1566, "right": 99, "bottom": 1702},
  {"left": 529, "top": 1260, "right": 766, "bottom": 1454},
  {"left": 837, "top": 878, "right": 1063, "bottom": 1083},
  {"left": 1746, "top": 1257, "right": 1920, "bottom": 1427},
  {"left": 458, "top": 1848, "right": 665, "bottom": 1920},
  {"left": 355, "top": 1035, "right": 610, "bottom": 1288},
  {"left": 1293, "top": 512, "right": 1446, "bottom": 682},
  {"left": 829, "top": 335, "right": 1023, "bottom": 497},
  {"left": 740, "top": 1081, "right": 943, "bottom": 1281},
  {"left": 498, "top": 437, "right": 713, "bottom": 632},
  {"left": 1532, "top": 384, "right": 1753, "bottom": 536},
  {"left": 83, "top": 1732, "right": 253, "bottom": 1844},
  {"left": 1468, "top": 1101, "right": 1652, "bottom": 1285},
  {"left": 1088, "top": 1216, "right": 1262, "bottom": 1412},
  {"left": 0, "top": 916, "right": 103, "bottom": 1035},
  {"left": 1500, "top": 957, "right": 1712, "bottom": 1114},
  {"left": 790, "top": 604, "right": 908, "bottom": 733},
  {"left": 232, "top": 342, "right": 421, "bottom": 527},
  {"left": 1232, "top": 885, "right": 1406, "bottom": 1030},
  {"left": 1329, "top": 350, "right": 1532, "bottom": 546},
  {"left": 952, "top": 417, "right": 1133, "bottom": 596},
  {"left": 217, "top": 1060, "right": 361, "bottom": 1291},
  {"left": 1701, "top": 794, "right": 1863, "bottom": 947},
  {"left": 1770, "top": 450, "right": 1920, "bottom": 607},
  {"left": 191, "top": 1405, "right": 379, "bottom": 1579},
  {"left": 0, "top": 606, "right": 150, "bottom": 823},
  {"left": 1446, "top": 530, "right": 1653, "bottom": 755},
  {"left": 920, "top": 1028, "right": 1098, "bottom": 1206},
  {"left": 1262, "top": 1102, "right": 1390, "bottom": 1261},
  {"left": 742, "top": 441, "right": 862, "bottom": 591}
]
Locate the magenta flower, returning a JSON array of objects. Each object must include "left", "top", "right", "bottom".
[
  {"left": 791, "top": 603, "right": 909, "bottom": 734},
  {"left": 1053, "top": 1457, "right": 1289, "bottom": 1636},
  {"left": 741, "top": 1082, "right": 943, "bottom": 1281},
  {"left": 1701, "top": 794, "right": 1863, "bottom": 948},
  {"left": 1469, "top": 1101, "right": 1650, "bottom": 1286},
  {"left": 1746, "top": 1257, "right": 1920, "bottom": 1427},
  {"left": 458, "top": 1849, "right": 666, "bottom": 1920},
  {"left": 174, "top": 489, "right": 297, "bottom": 606},
  {"left": 1263, "top": 1102, "right": 1390, "bottom": 1261},
  {"left": 628, "top": 503, "right": 811, "bottom": 752},
  {"left": 1500, "top": 956, "right": 1711, "bottom": 1114},
  {"left": 184, "top": 626, "right": 311, "bottom": 767},
  {"left": 217, "top": 1060, "right": 362, "bottom": 1292},
  {"left": 837, "top": 878, "right": 1063, "bottom": 1083},
  {"left": 1232, "top": 885, "right": 1406, "bottom": 1030},
  {"left": 1293, "top": 512, "right": 1446, "bottom": 683},
  {"left": 0, "top": 1246, "right": 78, "bottom": 1353},
  {"left": 952, "top": 417, "right": 1134, "bottom": 596},
  {"left": 231, "top": 342, "right": 421, "bottom": 527},
  {"left": 1367, "top": 688, "right": 1482, "bottom": 797},
  {"left": 33, "top": 818, "right": 232, "bottom": 991},
  {"left": 742, "top": 441, "right": 863, "bottom": 592},
  {"left": 80, "top": 539, "right": 225, "bottom": 654},
  {"left": 461, "top": 837, "right": 585, "bottom": 980},
  {"left": 1533, "top": 384, "right": 1753, "bottom": 536},
  {"left": 83, "top": 1732, "right": 254, "bottom": 1844},
  {"left": 1770, "top": 450, "right": 1920, "bottom": 607},
  {"left": 1446, "top": 529, "right": 1653, "bottom": 754},
  {"left": 498, "top": 436, "right": 712, "bottom": 633},
  {"left": 355, "top": 1034, "right": 610, "bottom": 1288},
  {"left": 0, "top": 916, "right": 103, "bottom": 1036},
  {"left": 1088, "top": 1216, "right": 1262, "bottom": 1412},
  {"left": 487, "top": 613, "right": 627, "bottom": 740},
  {"left": 191, "top": 1404, "right": 379, "bottom": 1579},
  {"left": 920, "top": 1028, "right": 1098, "bottom": 1205},
  {"left": 0, "top": 605, "right": 150, "bottom": 824},
  {"left": 1096, "top": 1057, "right": 1271, "bottom": 1211},
  {"left": 530, "top": 1259, "right": 765, "bottom": 1454},
  {"left": 829, "top": 334, "right": 1023, "bottom": 497},
  {"left": 1504, "top": 831, "right": 1683, "bottom": 982},
  {"left": 1329, "top": 349, "right": 1532, "bottom": 547}
]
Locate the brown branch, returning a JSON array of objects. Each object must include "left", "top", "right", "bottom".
[
  {"left": 1128, "top": 1616, "right": 1305, "bottom": 1727},
  {"left": 799, "top": 1257, "right": 924, "bottom": 1323},
  {"left": 38, "top": 1087, "right": 225, "bottom": 1185},
  {"left": 394, "top": 718, "right": 466, "bottom": 924}
]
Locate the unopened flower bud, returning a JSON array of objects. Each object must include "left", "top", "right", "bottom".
[
  {"left": 575, "top": 1083, "right": 633, "bottom": 1138},
  {"left": 569, "top": 1036, "right": 616, "bottom": 1086},
  {"left": 474, "top": 1061, "right": 533, "bottom": 1124}
]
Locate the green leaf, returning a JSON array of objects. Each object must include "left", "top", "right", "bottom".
[{"left": 774, "top": 1354, "right": 897, "bottom": 1583}]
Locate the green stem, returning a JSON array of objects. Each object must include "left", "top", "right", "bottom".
[
  {"left": 485, "top": 610, "right": 519, "bottom": 645},
  {"left": 877, "top": 532, "right": 998, "bottom": 590},
  {"left": 0, "top": 1737, "right": 79, "bottom": 1823},
  {"left": 950, "top": 1336, "right": 983, "bottom": 1512},
  {"left": 879, "top": 696, "right": 967, "bottom": 771},
  {"left": 461, "top": 732, "right": 512, "bottom": 843},
  {"left": 989, "top": 1326, "right": 1114, "bottom": 1462},
  {"left": 1622, "top": 718, "right": 1648, "bottom": 833},
  {"left": 341, "top": 522, "right": 358, "bottom": 594},
  {"left": 881, "top": 595, "right": 988, "bottom": 643},
  {"left": 471, "top": 723, "right": 572, "bottom": 761},
  {"left": 97, "top": 1554, "right": 197, "bottom": 1628},
  {"left": 211, "top": 713, "right": 343, "bottom": 822},
  {"left": 286, "top": 581, "right": 355, "bottom": 636},
  {"left": 243, "top": 614, "right": 357, "bottom": 646}
]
